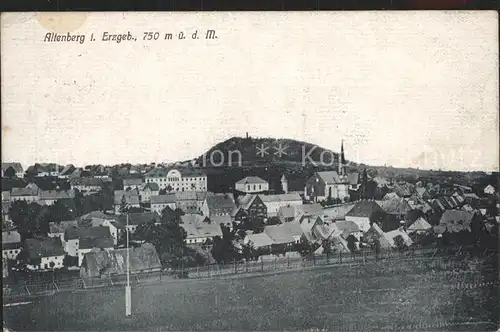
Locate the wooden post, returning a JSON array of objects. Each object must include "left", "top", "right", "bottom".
[
  {"left": 339, "top": 251, "right": 342, "bottom": 264},
  {"left": 261, "top": 259, "right": 264, "bottom": 272},
  {"left": 287, "top": 256, "right": 291, "bottom": 268}
]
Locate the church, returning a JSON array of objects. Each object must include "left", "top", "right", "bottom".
[{"left": 304, "top": 141, "right": 360, "bottom": 203}]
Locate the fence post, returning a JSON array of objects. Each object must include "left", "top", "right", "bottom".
[
  {"left": 326, "top": 250, "right": 329, "bottom": 264},
  {"left": 313, "top": 254, "right": 316, "bottom": 266},
  {"left": 208, "top": 264, "right": 211, "bottom": 278},
  {"left": 339, "top": 251, "right": 342, "bottom": 264},
  {"left": 246, "top": 261, "right": 248, "bottom": 273},
  {"left": 287, "top": 256, "right": 291, "bottom": 268},
  {"left": 261, "top": 259, "right": 264, "bottom": 272}
]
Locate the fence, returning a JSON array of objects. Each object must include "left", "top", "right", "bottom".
[{"left": 3, "top": 246, "right": 498, "bottom": 299}]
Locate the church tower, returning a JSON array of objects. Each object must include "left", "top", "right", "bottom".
[
  {"left": 281, "top": 174, "right": 288, "bottom": 194},
  {"left": 338, "top": 140, "right": 346, "bottom": 176}
]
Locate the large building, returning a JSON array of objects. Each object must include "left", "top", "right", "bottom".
[
  {"left": 235, "top": 176, "right": 269, "bottom": 193},
  {"left": 304, "top": 141, "right": 359, "bottom": 202},
  {"left": 144, "top": 167, "right": 207, "bottom": 192}
]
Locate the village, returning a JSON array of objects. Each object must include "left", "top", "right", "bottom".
[{"left": 2, "top": 140, "right": 499, "bottom": 286}]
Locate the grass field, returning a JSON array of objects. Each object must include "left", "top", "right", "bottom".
[{"left": 4, "top": 256, "right": 499, "bottom": 331}]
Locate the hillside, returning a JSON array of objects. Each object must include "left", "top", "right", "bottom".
[{"left": 197, "top": 136, "right": 343, "bottom": 168}]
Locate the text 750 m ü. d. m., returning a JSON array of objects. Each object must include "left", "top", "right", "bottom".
[{"left": 143, "top": 30, "right": 218, "bottom": 41}]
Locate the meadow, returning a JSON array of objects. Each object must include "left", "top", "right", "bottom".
[{"left": 4, "top": 255, "right": 499, "bottom": 331}]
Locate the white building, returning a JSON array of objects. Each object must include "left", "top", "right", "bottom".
[
  {"left": 484, "top": 184, "right": 496, "bottom": 195},
  {"left": 24, "top": 238, "right": 65, "bottom": 271},
  {"left": 180, "top": 214, "right": 223, "bottom": 244},
  {"left": 259, "top": 193, "right": 303, "bottom": 217},
  {"left": 235, "top": 176, "right": 269, "bottom": 193},
  {"left": 151, "top": 194, "right": 177, "bottom": 214},
  {"left": 10, "top": 183, "right": 40, "bottom": 202},
  {"left": 144, "top": 167, "right": 207, "bottom": 192},
  {"left": 139, "top": 182, "right": 160, "bottom": 203},
  {"left": 62, "top": 226, "right": 113, "bottom": 257},
  {"left": 2, "top": 228, "right": 22, "bottom": 260}
]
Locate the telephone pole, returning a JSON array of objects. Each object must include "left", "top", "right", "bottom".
[{"left": 125, "top": 212, "right": 131, "bottom": 316}]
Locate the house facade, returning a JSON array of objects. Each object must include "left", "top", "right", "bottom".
[
  {"left": 180, "top": 214, "right": 222, "bottom": 244},
  {"left": 235, "top": 176, "right": 269, "bottom": 193},
  {"left": 1, "top": 162, "right": 24, "bottom": 178},
  {"left": 202, "top": 193, "right": 236, "bottom": 217},
  {"left": 69, "top": 177, "right": 104, "bottom": 193},
  {"left": 139, "top": 183, "right": 160, "bottom": 202},
  {"left": 63, "top": 226, "right": 113, "bottom": 257},
  {"left": 24, "top": 238, "right": 65, "bottom": 271},
  {"left": 2, "top": 228, "right": 22, "bottom": 260},
  {"left": 38, "top": 189, "right": 76, "bottom": 206},
  {"left": 344, "top": 200, "right": 385, "bottom": 233},
  {"left": 123, "top": 178, "right": 143, "bottom": 191},
  {"left": 150, "top": 194, "right": 177, "bottom": 214},
  {"left": 144, "top": 167, "right": 207, "bottom": 192},
  {"left": 10, "top": 183, "right": 40, "bottom": 202},
  {"left": 113, "top": 190, "right": 140, "bottom": 214},
  {"left": 259, "top": 193, "right": 303, "bottom": 217}
]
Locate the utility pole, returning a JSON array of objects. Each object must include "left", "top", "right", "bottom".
[{"left": 125, "top": 212, "right": 131, "bottom": 316}]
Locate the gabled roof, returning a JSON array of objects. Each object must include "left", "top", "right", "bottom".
[
  {"left": 25, "top": 237, "right": 65, "bottom": 259},
  {"left": 210, "top": 214, "right": 231, "bottom": 223},
  {"left": 175, "top": 191, "right": 207, "bottom": 201},
  {"left": 439, "top": 210, "right": 476, "bottom": 226},
  {"left": 80, "top": 211, "right": 116, "bottom": 221},
  {"left": 205, "top": 194, "right": 236, "bottom": 213},
  {"left": 383, "top": 192, "right": 401, "bottom": 201},
  {"left": 49, "top": 220, "right": 78, "bottom": 234},
  {"left": 59, "top": 164, "right": 75, "bottom": 176},
  {"left": 140, "top": 182, "right": 160, "bottom": 191},
  {"left": 376, "top": 198, "right": 411, "bottom": 215},
  {"left": 69, "top": 177, "right": 104, "bottom": 187},
  {"left": 2, "top": 162, "right": 23, "bottom": 173},
  {"left": 65, "top": 226, "right": 112, "bottom": 241},
  {"left": 114, "top": 190, "right": 140, "bottom": 205},
  {"left": 322, "top": 203, "right": 356, "bottom": 220},
  {"left": 237, "top": 194, "right": 258, "bottom": 210},
  {"left": 39, "top": 189, "right": 75, "bottom": 200},
  {"left": 11, "top": 184, "right": 40, "bottom": 197},
  {"left": 316, "top": 171, "right": 342, "bottom": 184},
  {"left": 79, "top": 236, "right": 114, "bottom": 250},
  {"left": 394, "top": 183, "right": 415, "bottom": 197},
  {"left": 123, "top": 178, "right": 143, "bottom": 186},
  {"left": 332, "top": 220, "right": 360, "bottom": 233},
  {"left": 259, "top": 193, "right": 302, "bottom": 203},
  {"left": 236, "top": 176, "right": 268, "bottom": 185},
  {"left": 180, "top": 216, "right": 223, "bottom": 239},
  {"left": 264, "top": 224, "right": 298, "bottom": 244},
  {"left": 118, "top": 212, "right": 161, "bottom": 226},
  {"left": 345, "top": 200, "right": 384, "bottom": 218},
  {"left": 245, "top": 232, "right": 274, "bottom": 248},
  {"left": 2, "top": 229, "right": 21, "bottom": 245},
  {"left": 151, "top": 194, "right": 177, "bottom": 205},
  {"left": 180, "top": 214, "right": 208, "bottom": 224},
  {"left": 81, "top": 243, "right": 161, "bottom": 278},
  {"left": 407, "top": 217, "right": 432, "bottom": 232}
]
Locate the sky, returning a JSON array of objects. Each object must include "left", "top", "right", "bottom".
[{"left": 1, "top": 11, "right": 498, "bottom": 171}]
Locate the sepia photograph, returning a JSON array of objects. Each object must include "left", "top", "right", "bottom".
[{"left": 1, "top": 11, "right": 499, "bottom": 331}]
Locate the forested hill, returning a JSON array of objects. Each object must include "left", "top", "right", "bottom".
[{"left": 197, "top": 136, "right": 342, "bottom": 168}]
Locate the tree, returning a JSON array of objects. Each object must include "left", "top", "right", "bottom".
[
  {"left": 4, "top": 166, "right": 16, "bottom": 178},
  {"left": 393, "top": 235, "right": 407, "bottom": 252},
  {"left": 346, "top": 235, "right": 357, "bottom": 253},
  {"left": 266, "top": 216, "right": 281, "bottom": 225},
  {"left": 211, "top": 224, "right": 239, "bottom": 264}
]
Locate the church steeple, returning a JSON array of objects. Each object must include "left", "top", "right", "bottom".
[{"left": 338, "top": 139, "right": 346, "bottom": 176}]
